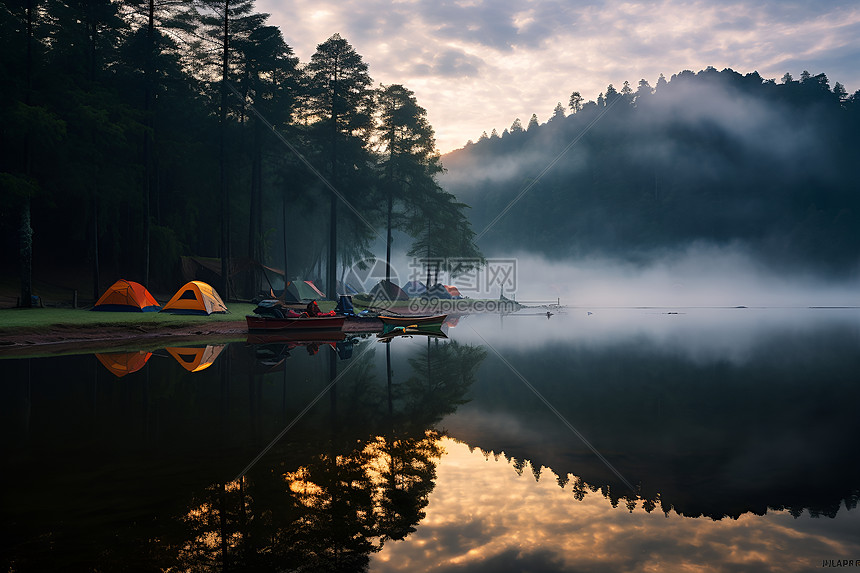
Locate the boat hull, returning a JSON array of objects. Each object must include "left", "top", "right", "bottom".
[{"left": 246, "top": 315, "right": 345, "bottom": 332}]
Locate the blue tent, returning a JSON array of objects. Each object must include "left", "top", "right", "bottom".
[{"left": 403, "top": 280, "right": 427, "bottom": 297}]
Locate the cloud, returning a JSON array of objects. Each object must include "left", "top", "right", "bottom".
[
  {"left": 257, "top": 0, "right": 860, "bottom": 152},
  {"left": 411, "top": 48, "right": 486, "bottom": 78},
  {"left": 371, "top": 439, "right": 860, "bottom": 573}
]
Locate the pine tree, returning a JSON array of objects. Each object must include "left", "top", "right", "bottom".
[
  {"left": 568, "top": 91, "right": 583, "bottom": 114},
  {"left": 305, "top": 34, "right": 375, "bottom": 298},
  {"left": 194, "top": 0, "right": 266, "bottom": 299},
  {"left": 376, "top": 83, "right": 441, "bottom": 283}
]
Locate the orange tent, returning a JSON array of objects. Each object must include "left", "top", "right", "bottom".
[
  {"left": 96, "top": 351, "right": 152, "bottom": 377},
  {"left": 92, "top": 279, "right": 161, "bottom": 312},
  {"left": 444, "top": 285, "right": 462, "bottom": 298},
  {"left": 166, "top": 345, "right": 225, "bottom": 372},
  {"left": 161, "top": 281, "right": 228, "bottom": 315}
]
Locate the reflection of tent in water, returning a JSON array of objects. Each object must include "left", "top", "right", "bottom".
[
  {"left": 161, "top": 281, "right": 228, "bottom": 315},
  {"left": 166, "top": 345, "right": 225, "bottom": 372},
  {"left": 280, "top": 280, "right": 327, "bottom": 302},
  {"left": 95, "top": 350, "right": 152, "bottom": 377},
  {"left": 92, "top": 279, "right": 161, "bottom": 312}
]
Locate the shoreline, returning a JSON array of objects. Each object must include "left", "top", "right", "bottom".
[
  {"left": 0, "top": 320, "right": 250, "bottom": 358},
  {"left": 0, "top": 315, "right": 388, "bottom": 359}
]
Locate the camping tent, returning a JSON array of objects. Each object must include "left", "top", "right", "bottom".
[
  {"left": 92, "top": 279, "right": 161, "bottom": 312},
  {"left": 161, "top": 281, "right": 228, "bottom": 315},
  {"left": 282, "top": 280, "right": 327, "bottom": 302},
  {"left": 403, "top": 281, "right": 427, "bottom": 297},
  {"left": 370, "top": 280, "right": 409, "bottom": 302},
  {"left": 166, "top": 345, "right": 225, "bottom": 372},
  {"left": 336, "top": 280, "right": 360, "bottom": 296},
  {"left": 96, "top": 351, "right": 152, "bottom": 377},
  {"left": 426, "top": 284, "right": 453, "bottom": 299}
]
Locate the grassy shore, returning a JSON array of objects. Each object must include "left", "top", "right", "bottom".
[{"left": 0, "top": 303, "right": 258, "bottom": 333}]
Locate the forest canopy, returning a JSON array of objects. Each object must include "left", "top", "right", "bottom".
[
  {"left": 0, "top": 0, "right": 480, "bottom": 303},
  {"left": 442, "top": 67, "right": 860, "bottom": 274}
]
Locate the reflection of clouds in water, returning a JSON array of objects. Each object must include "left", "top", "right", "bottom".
[
  {"left": 372, "top": 439, "right": 860, "bottom": 573},
  {"left": 451, "top": 307, "right": 860, "bottom": 365}
]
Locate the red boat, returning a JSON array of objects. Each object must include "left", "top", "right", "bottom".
[{"left": 246, "top": 314, "right": 345, "bottom": 332}]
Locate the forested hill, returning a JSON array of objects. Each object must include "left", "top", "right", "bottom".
[{"left": 441, "top": 68, "right": 860, "bottom": 273}]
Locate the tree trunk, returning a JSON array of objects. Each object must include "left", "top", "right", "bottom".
[
  {"left": 385, "top": 191, "right": 393, "bottom": 284},
  {"left": 326, "top": 56, "right": 339, "bottom": 300},
  {"left": 283, "top": 189, "right": 290, "bottom": 289},
  {"left": 247, "top": 117, "right": 262, "bottom": 298},
  {"left": 143, "top": 0, "right": 155, "bottom": 286},
  {"left": 19, "top": 204, "right": 33, "bottom": 308},
  {"left": 219, "top": 0, "right": 230, "bottom": 301},
  {"left": 92, "top": 197, "right": 100, "bottom": 301},
  {"left": 19, "top": 0, "right": 34, "bottom": 308}
]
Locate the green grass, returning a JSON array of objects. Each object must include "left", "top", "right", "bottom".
[{"left": 0, "top": 303, "right": 257, "bottom": 332}]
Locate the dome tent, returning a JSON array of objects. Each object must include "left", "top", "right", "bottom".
[
  {"left": 92, "top": 279, "right": 161, "bottom": 312},
  {"left": 161, "top": 281, "right": 228, "bottom": 315}
]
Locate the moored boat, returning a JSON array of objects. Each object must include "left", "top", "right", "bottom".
[
  {"left": 378, "top": 314, "right": 447, "bottom": 335},
  {"left": 246, "top": 314, "right": 345, "bottom": 332}
]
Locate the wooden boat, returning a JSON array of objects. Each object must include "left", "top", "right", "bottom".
[{"left": 246, "top": 314, "right": 345, "bottom": 332}]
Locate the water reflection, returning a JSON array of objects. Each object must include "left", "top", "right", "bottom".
[
  {"left": 0, "top": 334, "right": 484, "bottom": 571},
  {"left": 449, "top": 311, "right": 860, "bottom": 522},
  {"left": 1, "top": 308, "right": 859, "bottom": 570},
  {"left": 374, "top": 438, "right": 860, "bottom": 573}
]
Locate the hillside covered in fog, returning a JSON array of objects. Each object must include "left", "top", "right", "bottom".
[{"left": 441, "top": 68, "right": 860, "bottom": 274}]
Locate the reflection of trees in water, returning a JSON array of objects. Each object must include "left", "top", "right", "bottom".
[
  {"left": 0, "top": 340, "right": 487, "bottom": 571},
  {"left": 174, "top": 433, "right": 443, "bottom": 571},
  {"left": 473, "top": 446, "right": 860, "bottom": 521},
  {"left": 399, "top": 339, "right": 488, "bottom": 423},
  {"left": 458, "top": 329, "right": 860, "bottom": 521},
  {"left": 163, "top": 340, "right": 485, "bottom": 571}
]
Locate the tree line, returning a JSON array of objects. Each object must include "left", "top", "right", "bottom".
[
  {"left": 443, "top": 67, "right": 860, "bottom": 274},
  {"left": 0, "top": 0, "right": 482, "bottom": 305}
]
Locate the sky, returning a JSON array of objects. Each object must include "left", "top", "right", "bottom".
[{"left": 256, "top": 0, "right": 860, "bottom": 153}]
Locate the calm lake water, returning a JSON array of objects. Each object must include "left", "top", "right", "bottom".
[{"left": 2, "top": 308, "right": 860, "bottom": 572}]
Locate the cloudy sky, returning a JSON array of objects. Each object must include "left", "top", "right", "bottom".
[{"left": 257, "top": 0, "right": 860, "bottom": 153}]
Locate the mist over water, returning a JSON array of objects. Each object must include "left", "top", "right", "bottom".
[{"left": 493, "top": 246, "right": 860, "bottom": 308}]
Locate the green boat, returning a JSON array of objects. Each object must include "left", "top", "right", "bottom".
[{"left": 378, "top": 314, "right": 447, "bottom": 335}]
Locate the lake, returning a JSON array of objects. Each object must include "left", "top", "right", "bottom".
[{"left": 2, "top": 307, "right": 860, "bottom": 572}]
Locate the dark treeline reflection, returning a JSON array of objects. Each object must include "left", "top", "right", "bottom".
[
  {"left": 0, "top": 338, "right": 486, "bottom": 572},
  {"left": 447, "top": 319, "right": 860, "bottom": 520}
]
